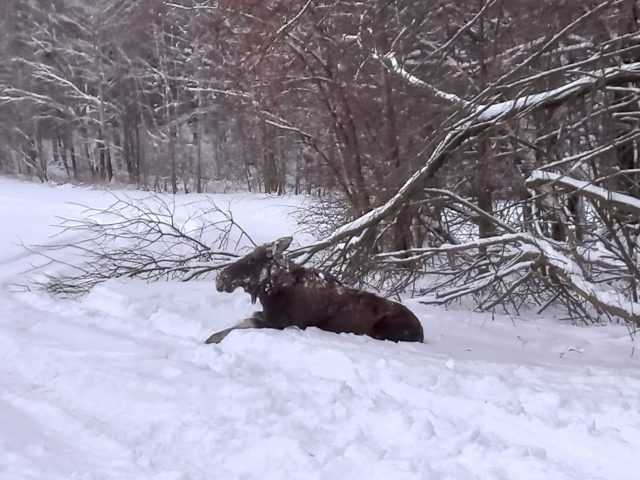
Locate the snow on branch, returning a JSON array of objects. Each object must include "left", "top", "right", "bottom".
[
  {"left": 392, "top": 226, "right": 640, "bottom": 324},
  {"left": 382, "top": 53, "right": 470, "bottom": 106},
  {"left": 472, "top": 62, "right": 640, "bottom": 121},
  {"left": 526, "top": 170, "right": 640, "bottom": 216},
  {"left": 382, "top": 53, "right": 640, "bottom": 123},
  {"left": 567, "top": 274, "right": 640, "bottom": 326},
  {"left": 377, "top": 233, "right": 529, "bottom": 263}
]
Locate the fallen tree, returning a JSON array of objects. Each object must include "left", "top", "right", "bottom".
[
  {"left": 286, "top": 27, "right": 640, "bottom": 326},
  {"left": 31, "top": 194, "right": 248, "bottom": 296}
]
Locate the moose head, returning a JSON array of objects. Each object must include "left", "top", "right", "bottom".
[{"left": 215, "top": 237, "right": 293, "bottom": 300}]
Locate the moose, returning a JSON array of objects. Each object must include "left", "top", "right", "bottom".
[{"left": 205, "top": 237, "right": 424, "bottom": 344}]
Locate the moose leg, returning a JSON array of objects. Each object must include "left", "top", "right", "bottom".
[{"left": 205, "top": 311, "right": 269, "bottom": 344}]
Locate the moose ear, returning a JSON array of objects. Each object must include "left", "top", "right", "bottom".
[{"left": 271, "top": 236, "right": 293, "bottom": 254}]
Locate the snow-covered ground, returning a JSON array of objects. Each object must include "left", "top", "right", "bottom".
[{"left": 1, "top": 177, "right": 639, "bottom": 480}]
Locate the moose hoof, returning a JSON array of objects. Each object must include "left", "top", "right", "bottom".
[{"left": 204, "top": 330, "right": 229, "bottom": 344}]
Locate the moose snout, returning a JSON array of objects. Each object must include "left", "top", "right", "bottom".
[
  {"left": 216, "top": 273, "right": 227, "bottom": 292},
  {"left": 216, "top": 271, "right": 236, "bottom": 293}
]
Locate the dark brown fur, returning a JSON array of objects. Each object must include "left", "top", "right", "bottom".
[{"left": 205, "top": 237, "right": 424, "bottom": 344}]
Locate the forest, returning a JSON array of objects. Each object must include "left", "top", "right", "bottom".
[{"left": 2, "top": 0, "right": 640, "bottom": 327}]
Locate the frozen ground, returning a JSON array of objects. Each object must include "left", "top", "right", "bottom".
[{"left": 0, "top": 177, "right": 639, "bottom": 480}]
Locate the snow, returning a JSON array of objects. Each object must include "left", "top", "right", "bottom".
[{"left": 1, "top": 177, "right": 640, "bottom": 480}]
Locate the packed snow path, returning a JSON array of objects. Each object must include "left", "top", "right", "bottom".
[{"left": 0, "top": 178, "right": 639, "bottom": 480}]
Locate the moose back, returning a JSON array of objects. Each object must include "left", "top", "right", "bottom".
[{"left": 205, "top": 237, "right": 424, "bottom": 344}]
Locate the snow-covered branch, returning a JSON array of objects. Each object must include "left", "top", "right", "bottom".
[
  {"left": 381, "top": 53, "right": 470, "bottom": 106},
  {"left": 471, "top": 61, "right": 640, "bottom": 122},
  {"left": 526, "top": 171, "right": 640, "bottom": 216}
]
